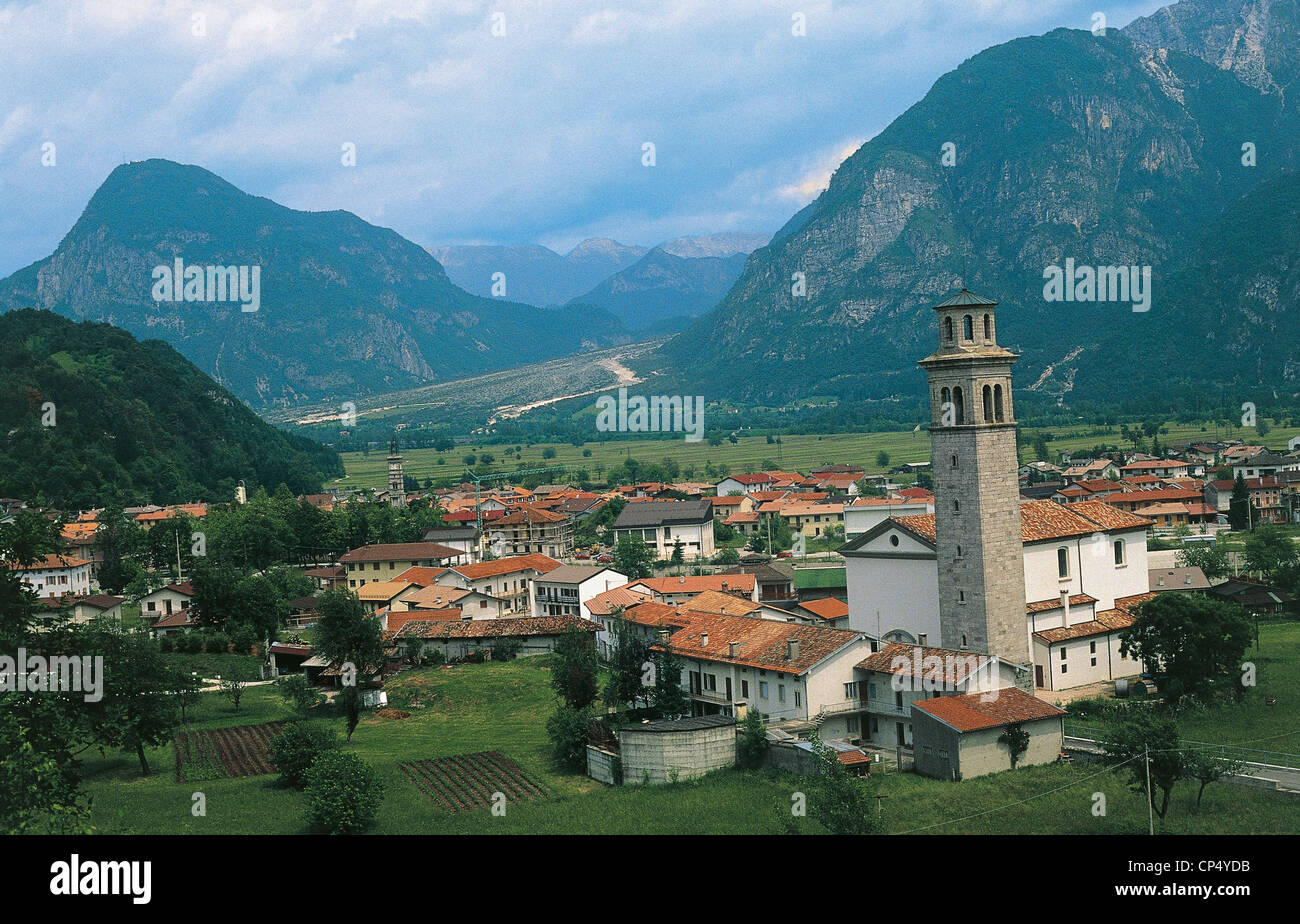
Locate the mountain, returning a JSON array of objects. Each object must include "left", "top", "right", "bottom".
[
  {"left": 567, "top": 247, "right": 754, "bottom": 334},
  {"left": 0, "top": 309, "right": 342, "bottom": 509},
  {"left": 657, "top": 0, "right": 1300, "bottom": 409},
  {"left": 428, "top": 238, "right": 647, "bottom": 306},
  {"left": 0, "top": 160, "right": 629, "bottom": 407},
  {"left": 658, "top": 233, "right": 772, "bottom": 259}
]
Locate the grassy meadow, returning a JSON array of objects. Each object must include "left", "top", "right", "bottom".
[
  {"left": 332, "top": 420, "right": 1300, "bottom": 492},
  {"left": 78, "top": 624, "right": 1300, "bottom": 835}
]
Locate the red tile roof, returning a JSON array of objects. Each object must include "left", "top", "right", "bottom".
[
  {"left": 451, "top": 554, "right": 561, "bottom": 581},
  {"left": 339, "top": 542, "right": 462, "bottom": 563},
  {"left": 659, "top": 613, "right": 863, "bottom": 674},
  {"left": 798, "top": 597, "right": 850, "bottom": 621},
  {"left": 911, "top": 687, "right": 1065, "bottom": 732},
  {"left": 393, "top": 615, "right": 599, "bottom": 640},
  {"left": 629, "top": 574, "right": 756, "bottom": 595},
  {"left": 856, "top": 643, "right": 992, "bottom": 684}
]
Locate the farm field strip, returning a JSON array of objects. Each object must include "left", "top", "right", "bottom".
[
  {"left": 400, "top": 751, "right": 548, "bottom": 813},
  {"left": 174, "top": 721, "right": 285, "bottom": 782}
]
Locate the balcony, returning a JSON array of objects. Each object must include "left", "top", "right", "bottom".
[{"left": 864, "top": 699, "right": 912, "bottom": 718}]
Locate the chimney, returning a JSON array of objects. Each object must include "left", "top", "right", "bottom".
[
  {"left": 1184, "top": 573, "right": 1192, "bottom": 585},
  {"left": 657, "top": 628, "right": 670, "bottom": 643},
  {"left": 729, "top": 641, "right": 741, "bottom": 658},
  {"left": 1059, "top": 590, "right": 1070, "bottom": 628},
  {"left": 701, "top": 632, "right": 709, "bottom": 648},
  {"left": 1157, "top": 575, "right": 1165, "bottom": 587},
  {"left": 787, "top": 639, "right": 800, "bottom": 661}
]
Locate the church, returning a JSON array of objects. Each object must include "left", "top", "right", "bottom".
[{"left": 842, "top": 290, "right": 1153, "bottom": 693}]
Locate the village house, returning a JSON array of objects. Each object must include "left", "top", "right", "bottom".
[
  {"left": 651, "top": 611, "right": 874, "bottom": 741},
  {"left": 722, "top": 560, "right": 797, "bottom": 604},
  {"left": 489, "top": 507, "right": 575, "bottom": 559},
  {"left": 138, "top": 581, "right": 194, "bottom": 621},
  {"left": 779, "top": 501, "right": 845, "bottom": 537},
  {"left": 433, "top": 554, "right": 561, "bottom": 614},
  {"left": 420, "top": 526, "right": 484, "bottom": 562},
  {"left": 393, "top": 614, "right": 600, "bottom": 661},
  {"left": 843, "top": 495, "right": 933, "bottom": 538},
  {"left": 9, "top": 552, "right": 92, "bottom": 600},
  {"left": 1205, "top": 476, "right": 1286, "bottom": 523},
  {"left": 910, "top": 688, "right": 1066, "bottom": 780},
  {"left": 611, "top": 499, "right": 715, "bottom": 559},
  {"left": 852, "top": 643, "right": 1024, "bottom": 748},
  {"left": 714, "top": 473, "right": 777, "bottom": 497},
  {"left": 340, "top": 541, "right": 465, "bottom": 587},
  {"left": 1231, "top": 451, "right": 1299, "bottom": 481},
  {"left": 392, "top": 582, "right": 508, "bottom": 619},
  {"left": 531, "top": 564, "right": 629, "bottom": 620},
  {"left": 355, "top": 580, "right": 421, "bottom": 614},
  {"left": 39, "top": 593, "right": 126, "bottom": 624},
  {"left": 624, "top": 573, "right": 758, "bottom": 605},
  {"left": 1149, "top": 567, "right": 1211, "bottom": 594},
  {"left": 1062, "top": 459, "right": 1120, "bottom": 482}
]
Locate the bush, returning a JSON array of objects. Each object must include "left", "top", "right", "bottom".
[
  {"left": 230, "top": 623, "right": 260, "bottom": 655},
  {"left": 205, "top": 632, "right": 231, "bottom": 654},
  {"left": 546, "top": 706, "right": 593, "bottom": 772},
  {"left": 158, "top": 635, "right": 175, "bottom": 653},
  {"left": 426, "top": 649, "right": 446, "bottom": 666},
  {"left": 277, "top": 674, "right": 321, "bottom": 715},
  {"left": 492, "top": 638, "right": 523, "bottom": 661},
  {"left": 268, "top": 721, "right": 339, "bottom": 789},
  {"left": 303, "top": 750, "right": 385, "bottom": 834},
  {"left": 180, "top": 633, "right": 205, "bottom": 654}
]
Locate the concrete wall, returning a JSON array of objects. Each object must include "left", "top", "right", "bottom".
[
  {"left": 586, "top": 746, "right": 618, "bottom": 785},
  {"left": 619, "top": 724, "right": 737, "bottom": 784}
]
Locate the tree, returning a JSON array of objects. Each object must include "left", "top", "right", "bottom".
[
  {"left": 551, "top": 627, "right": 598, "bottom": 709},
  {"left": 670, "top": 538, "right": 685, "bottom": 568},
  {"left": 303, "top": 750, "right": 385, "bottom": 834},
  {"left": 998, "top": 723, "right": 1030, "bottom": 769},
  {"left": 219, "top": 677, "right": 248, "bottom": 713},
  {"left": 314, "top": 589, "right": 385, "bottom": 670},
  {"left": 613, "top": 534, "right": 656, "bottom": 580},
  {"left": 1242, "top": 524, "right": 1298, "bottom": 577},
  {"left": 1175, "top": 543, "right": 1230, "bottom": 581},
  {"left": 1183, "top": 749, "right": 1249, "bottom": 809},
  {"left": 651, "top": 644, "right": 690, "bottom": 717},
  {"left": 84, "top": 628, "right": 184, "bottom": 775},
  {"left": 337, "top": 685, "right": 363, "bottom": 742},
  {"left": 875, "top": 450, "right": 890, "bottom": 468},
  {"left": 277, "top": 674, "right": 321, "bottom": 715},
  {"left": 1098, "top": 713, "right": 1186, "bottom": 820},
  {"left": 737, "top": 709, "right": 769, "bottom": 769},
  {"left": 805, "top": 731, "right": 877, "bottom": 835},
  {"left": 604, "top": 625, "right": 650, "bottom": 711},
  {"left": 1119, "top": 595, "right": 1253, "bottom": 706},
  {"left": 1228, "top": 473, "right": 1254, "bottom": 530}
]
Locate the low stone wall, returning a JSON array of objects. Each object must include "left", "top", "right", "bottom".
[{"left": 762, "top": 741, "right": 821, "bottom": 775}]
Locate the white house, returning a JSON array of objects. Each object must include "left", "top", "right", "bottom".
[
  {"left": 433, "top": 554, "right": 561, "bottom": 614},
  {"left": 139, "top": 581, "right": 194, "bottom": 621},
  {"left": 841, "top": 500, "right": 1154, "bottom": 690},
  {"left": 714, "top": 473, "right": 777, "bottom": 497},
  {"left": 530, "top": 565, "right": 628, "bottom": 620},
  {"left": 611, "top": 500, "right": 715, "bottom": 559},
  {"left": 10, "top": 553, "right": 92, "bottom": 600}
]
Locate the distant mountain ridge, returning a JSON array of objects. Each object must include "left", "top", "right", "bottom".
[
  {"left": 653, "top": 0, "right": 1300, "bottom": 410},
  {"left": 0, "top": 159, "right": 630, "bottom": 408},
  {"left": 427, "top": 238, "right": 647, "bottom": 306}
]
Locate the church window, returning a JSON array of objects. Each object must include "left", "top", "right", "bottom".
[
  {"left": 983, "top": 313, "right": 991, "bottom": 340},
  {"left": 994, "top": 384, "right": 1005, "bottom": 422},
  {"left": 982, "top": 384, "right": 993, "bottom": 422},
  {"left": 962, "top": 315, "right": 973, "bottom": 340},
  {"left": 951, "top": 454, "right": 958, "bottom": 468},
  {"left": 944, "top": 317, "right": 954, "bottom": 341},
  {"left": 953, "top": 387, "right": 965, "bottom": 424},
  {"left": 1114, "top": 539, "right": 1126, "bottom": 565},
  {"left": 1057, "top": 547, "right": 1070, "bottom": 579}
]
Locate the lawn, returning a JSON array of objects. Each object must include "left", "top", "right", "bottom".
[
  {"left": 161, "top": 651, "right": 265, "bottom": 682},
  {"left": 77, "top": 629, "right": 1300, "bottom": 835},
  {"left": 1064, "top": 621, "right": 1300, "bottom": 757},
  {"left": 333, "top": 418, "right": 1300, "bottom": 492}
]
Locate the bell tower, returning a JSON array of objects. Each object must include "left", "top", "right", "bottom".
[
  {"left": 387, "top": 437, "right": 407, "bottom": 509},
  {"left": 918, "top": 290, "right": 1030, "bottom": 681}
]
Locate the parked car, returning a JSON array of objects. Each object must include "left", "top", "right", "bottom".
[
  {"left": 575, "top": 552, "right": 591, "bottom": 560},
  {"left": 596, "top": 554, "right": 614, "bottom": 563},
  {"left": 776, "top": 550, "right": 793, "bottom": 558}
]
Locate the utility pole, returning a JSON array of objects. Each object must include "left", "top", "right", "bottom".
[{"left": 1144, "top": 746, "right": 1154, "bottom": 836}]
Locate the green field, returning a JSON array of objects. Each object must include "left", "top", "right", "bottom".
[
  {"left": 333, "top": 420, "right": 1300, "bottom": 491},
  {"left": 77, "top": 625, "right": 1300, "bottom": 835}
]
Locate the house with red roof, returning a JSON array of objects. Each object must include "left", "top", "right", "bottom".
[{"left": 910, "top": 687, "right": 1066, "bottom": 780}]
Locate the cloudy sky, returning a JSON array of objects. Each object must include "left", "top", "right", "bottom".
[{"left": 0, "top": 0, "right": 1168, "bottom": 276}]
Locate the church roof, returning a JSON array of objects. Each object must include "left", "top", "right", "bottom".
[{"left": 933, "top": 288, "right": 998, "bottom": 308}]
